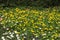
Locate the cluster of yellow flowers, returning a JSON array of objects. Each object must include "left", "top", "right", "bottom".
[{"left": 0, "top": 7, "right": 60, "bottom": 40}]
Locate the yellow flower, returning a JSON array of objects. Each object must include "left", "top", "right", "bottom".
[
  {"left": 39, "top": 16, "right": 43, "bottom": 19},
  {"left": 35, "top": 26, "right": 39, "bottom": 28},
  {"left": 49, "top": 26, "right": 53, "bottom": 30},
  {"left": 42, "top": 23, "right": 46, "bottom": 26},
  {"left": 24, "top": 21, "right": 28, "bottom": 24},
  {"left": 22, "top": 10, "right": 25, "bottom": 13},
  {"left": 52, "top": 39, "right": 54, "bottom": 40},
  {"left": 40, "top": 12, "right": 43, "bottom": 15},
  {"left": 54, "top": 33, "right": 59, "bottom": 37},
  {"left": 4, "top": 13, "right": 8, "bottom": 16},
  {"left": 31, "top": 29, "right": 35, "bottom": 33},
  {"left": 48, "top": 13, "right": 54, "bottom": 20},
  {"left": 38, "top": 16, "right": 43, "bottom": 21},
  {"left": 52, "top": 33, "right": 58, "bottom": 38},
  {"left": 9, "top": 14, "right": 14, "bottom": 17},
  {"left": 34, "top": 11, "right": 38, "bottom": 13},
  {"left": 31, "top": 10, "right": 38, "bottom": 13},
  {"left": 49, "top": 16, "right": 54, "bottom": 20},
  {"left": 15, "top": 8, "right": 20, "bottom": 12},
  {"left": 41, "top": 22, "right": 46, "bottom": 27},
  {"left": 44, "top": 28, "right": 48, "bottom": 30},
  {"left": 23, "top": 28, "right": 26, "bottom": 31},
  {"left": 41, "top": 29, "right": 43, "bottom": 31},
  {"left": 25, "top": 14, "right": 28, "bottom": 16}
]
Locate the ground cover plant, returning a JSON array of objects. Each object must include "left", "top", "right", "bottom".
[{"left": 0, "top": 6, "right": 60, "bottom": 40}]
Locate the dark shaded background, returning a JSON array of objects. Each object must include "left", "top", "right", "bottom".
[{"left": 0, "top": 0, "right": 60, "bottom": 7}]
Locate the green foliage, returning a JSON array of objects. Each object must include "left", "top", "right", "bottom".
[
  {"left": 0, "top": 6, "right": 60, "bottom": 40},
  {"left": 0, "top": 0, "right": 60, "bottom": 6}
]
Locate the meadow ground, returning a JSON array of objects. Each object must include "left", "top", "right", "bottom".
[{"left": 0, "top": 6, "right": 60, "bottom": 40}]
